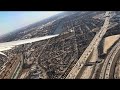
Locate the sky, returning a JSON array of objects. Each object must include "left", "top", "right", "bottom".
[{"left": 0, "top": 11, "right": 62, "bottom": 36}]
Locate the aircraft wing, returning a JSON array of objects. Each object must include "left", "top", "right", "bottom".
[{"left": 0, "top": 34, "right": 59, "bottom": 56}]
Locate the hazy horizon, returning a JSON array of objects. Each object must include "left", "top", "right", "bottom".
[{"left": 0, "top": 11, "right": 62, "bottom": 36}]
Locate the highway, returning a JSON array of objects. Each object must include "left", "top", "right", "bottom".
[
  {"left": 11, "top": 54, "right": 23, "bottom": 79},
  {"left": 99, "top": 39, "right": 120, "bottom": 79},
  {"left": 66, "top": 11, "right": 112, "bottom": 79},
  {"left": 1, "top": 11, "right": 119, "bottom": 79},
  {"left": 0, "top": 54, "right": 22, "bottom": 79}
]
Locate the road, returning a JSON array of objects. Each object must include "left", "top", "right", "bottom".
[
  {"left": 0, "top": 11, "right": 116, "bottom": 79},
  {"left": 66, "top": 11, "right": 112, "bottom": 79},
  {"left": 11, "top": 54, "right": 23, "bottom": 79},
  {"left": 99, "top": 39, "right": 120, "bottom": 79},
  {"left": 0, "top": 54, "right": 22, "bottom": 79}
]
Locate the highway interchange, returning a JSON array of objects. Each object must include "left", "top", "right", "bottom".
[
  {"left": 66, "top": 11, "right": 112, "bottom": 79},
  {"left": 0, "top": 11, "right": 120, "bottom": 79}
]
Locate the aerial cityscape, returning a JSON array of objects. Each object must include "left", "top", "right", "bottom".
[{"left": 0, "top": 11, "right": 120, "bottom": 79}]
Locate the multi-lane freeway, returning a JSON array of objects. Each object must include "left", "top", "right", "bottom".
[
  {"left": 99, "top": 39, "right": 120, "bottom": 79},
  {"left": 1, "top": 11, "right": 120, "bottom": 79},
  {"left": 66, "top": 11, "right": 112, "bottom": 79},
  {"left": 0, "top": 54, "right": 22, "bottom": 79}
]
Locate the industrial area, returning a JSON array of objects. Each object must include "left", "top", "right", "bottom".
[{"left": 0, "top": 11, "right": 120, "bottom": 79}]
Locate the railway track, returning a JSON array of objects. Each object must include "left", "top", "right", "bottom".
[{"left": 66, "top": 11, "right": 112, "bottom": 79}]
